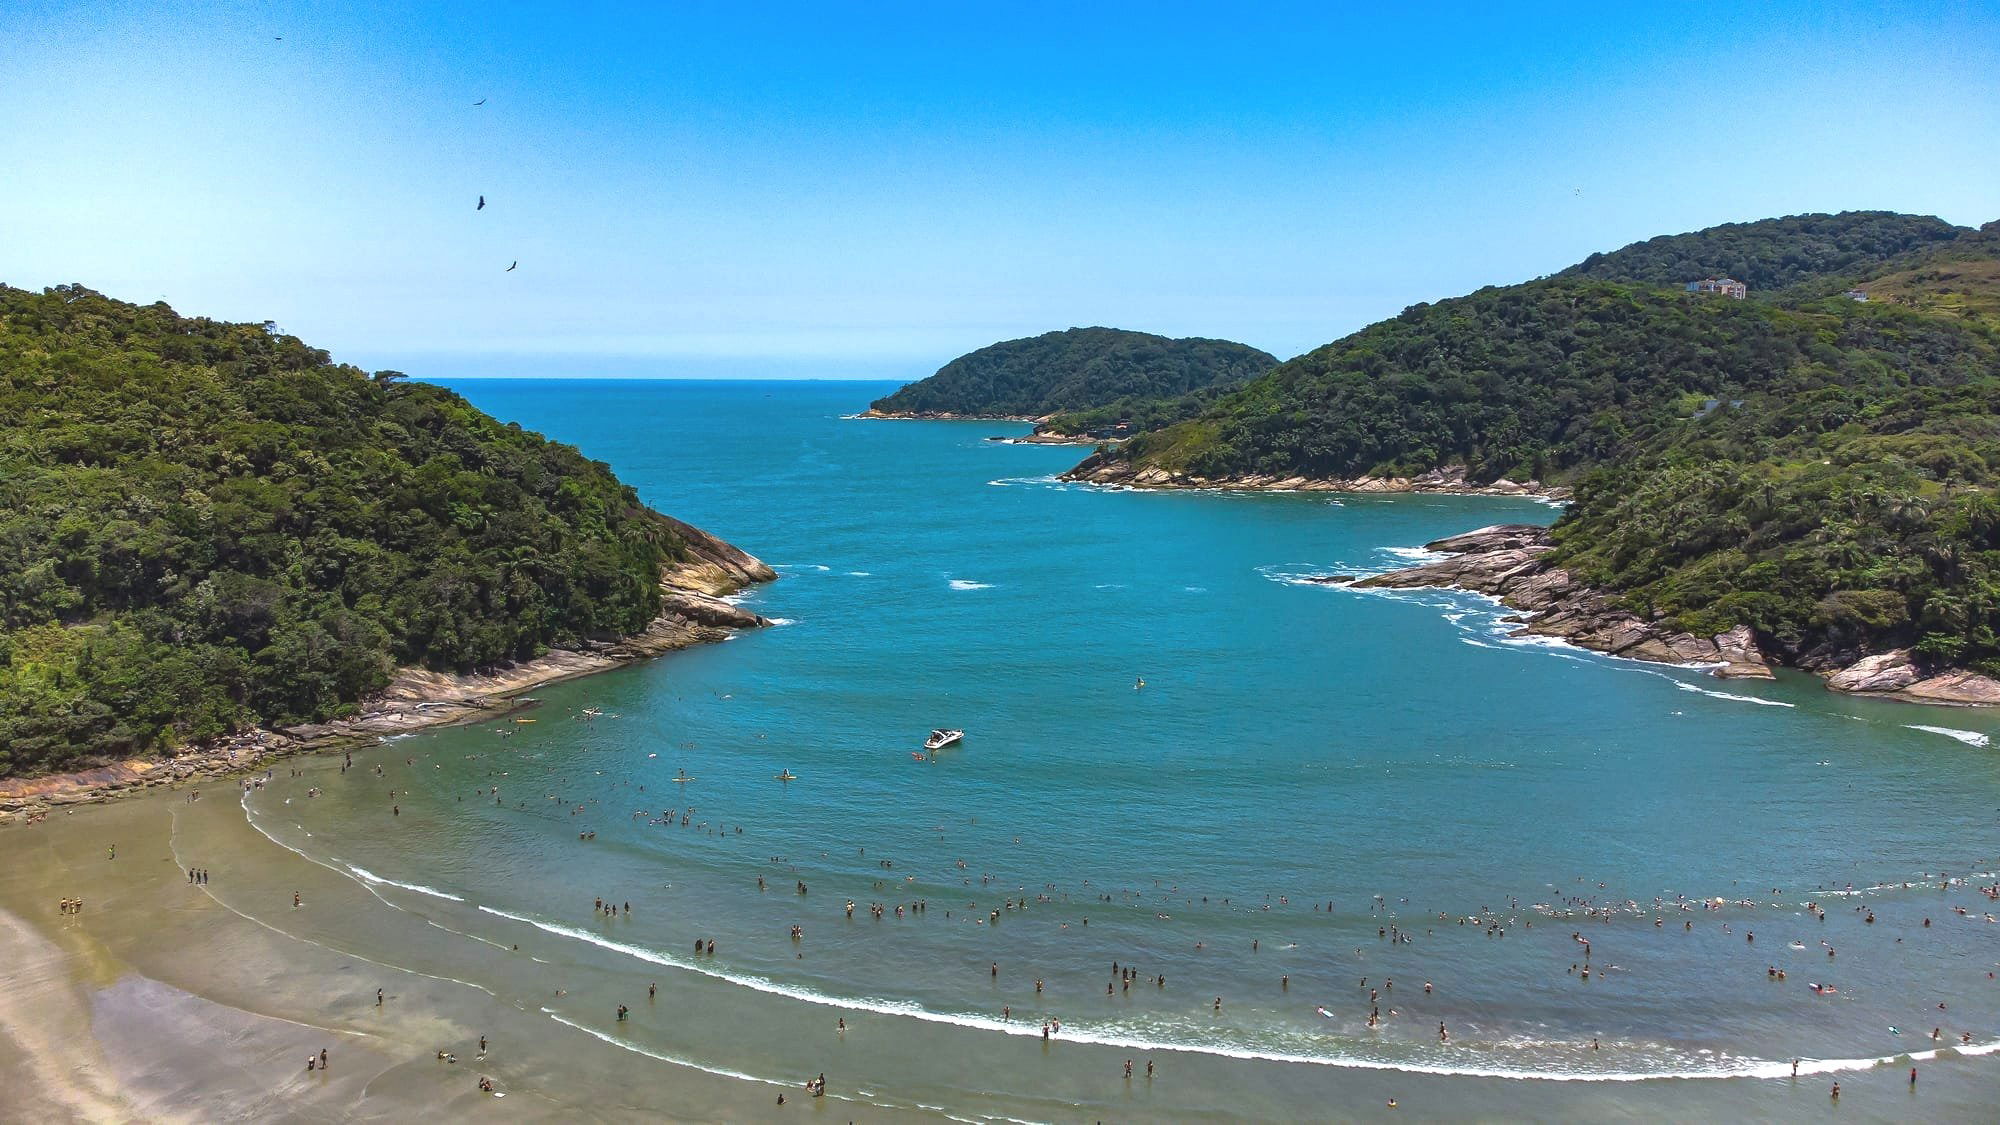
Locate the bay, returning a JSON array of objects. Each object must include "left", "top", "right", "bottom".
[{"left": 231, "top": 379, "right": 2000, "bottom": 1120}]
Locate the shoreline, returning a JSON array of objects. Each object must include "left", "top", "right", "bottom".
[
  {"left": 1061, "top": 459, "right": 1572, "bottom": 500},
  {"left": 0, "top": 531, "right": 777, "bottom": 822},
  {"left": 985, "top": 431, "right": 1110, "bottom": 446},
  {"left": 855, "top": 408, "right": 1044, "bottom": 422},
  {"left": 1339, "top": 523, "right": 2000, "bottom": 704}
]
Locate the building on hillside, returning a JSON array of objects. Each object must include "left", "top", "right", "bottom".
[
  {"left": 1687, "top": 277, "right": 1748, "bottom": 299},
  {"left": 1844, "top": 289, "right": 1869, "bottom": 301}
]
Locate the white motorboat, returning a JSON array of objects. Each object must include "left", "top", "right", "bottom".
[{"left": 925, "top": 728, "right": 964, "bottom": 752}]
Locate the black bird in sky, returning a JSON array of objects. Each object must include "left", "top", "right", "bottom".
[
  {"left": 504, "top": 261, "right": 517, "bottom": 272},
  {"left": 477, "top": 195, "right": 485, "bottom": 210},
  {"left": 473, "top": 98, "right": 486, "bottom": 106}
]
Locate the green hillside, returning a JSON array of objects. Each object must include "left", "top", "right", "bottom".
[
  {"left": 1556, "top": 210, "right": 1963, "bottom": 291},
  {"left": 868, "top": 326, "right": 1275, "bottom": 418},
  {"left": 1072, "top": 214, "right": 2000, "bottom": 672},
  {"left": 0, "top": 284, "right": 764, "bottom": 775}
]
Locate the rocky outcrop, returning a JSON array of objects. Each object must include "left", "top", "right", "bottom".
[
  {"left": 0, "top": 539, "right": 776, "bottom": 820},
  {"left": 1063, "top": 458, "right": 1569, "bottom": 500},
  {"left": 986, "top": 431, "right": 1107, "bottom": 445},
  {"left": 1348, "top": 524, "right": 1773, "bottom": 679},
  {"left": 1825, "top": 650, "right": 2000, "bottom": 706},
  {"left": 1344, "top": 524, "right": 2000, "bottom": 703}
]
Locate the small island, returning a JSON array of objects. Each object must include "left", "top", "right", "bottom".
[{"left": 863, "top": 326, "right": 1275, "bottom": 434}]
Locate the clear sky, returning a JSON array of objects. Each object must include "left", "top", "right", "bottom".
[{"left": 3, "top": 2, "right": 1997, "bottom": 379}]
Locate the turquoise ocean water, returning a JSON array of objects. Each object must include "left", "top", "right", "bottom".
[{"left": 237, "top": 380, "right": 2000, "bottom": 1119}]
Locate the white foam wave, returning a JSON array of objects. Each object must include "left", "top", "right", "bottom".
[
  {"left": 1380, "top": 545, "right": 1448, "bottom": 564},
  {"left": 773, "top": 563, "right": 831, "bottom": 572},
  {"left": 846, "top": 571, "right": 872, "bottom": 577},
  {"left": 546, "top": 1011, "right": 784, "bottom": 1087},
  {"left": 948, "top": 579, "right": 994, "bottom": 590},
  {"left": 985, "top": 473, "right": 1068, "bottom": 489},
  {"left": 765, "top": 618, "right": 798, "bottom": 627},
  {"left": 1671, "top": 681, "right": 1795, "bottom": 708},
  {"left": 1907, "top": 724, "right": 1991, "bottom": 748},
  {"left": 346, "top": 864, "right": 467, "bottom": 902},
  {"left": 476, "top": 904, "right": 1995, "bottom": 1082}
]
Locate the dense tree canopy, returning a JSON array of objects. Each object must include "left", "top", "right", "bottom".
[
  {"left": 1078, "top": 213, "right": 2000, "bottom": 672},
  {"left": 870, "top": 327, "right": 1275, "bottom": 417},
  {"left": 1557, "top": 210, "right": 1963, "bottom": 292},
  {"left": 0, "top": 284, "right": 731, "bottom": 775}
]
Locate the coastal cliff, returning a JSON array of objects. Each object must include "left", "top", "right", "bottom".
[{"left": 1341, "top": 524, "right": 2000, "bottom": 704}]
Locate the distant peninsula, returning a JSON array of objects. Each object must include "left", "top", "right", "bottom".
[
  {"left": 864, "top": 326, "right": 1275, "bottom": 429},
  {"left": 0, "top": 285, "right": 774, "bottom": 784},
  {"left": 1063, "top": 211, "right": 2000, "bottom": 699}
]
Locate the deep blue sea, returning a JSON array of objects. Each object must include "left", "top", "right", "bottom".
[{"left": 237, "top": 380, "right": 2000, "bottom": 1120}]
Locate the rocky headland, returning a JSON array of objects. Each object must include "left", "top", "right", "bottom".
[{"left": 1335, "top": 523, "right": 2000, "bottom": 704}]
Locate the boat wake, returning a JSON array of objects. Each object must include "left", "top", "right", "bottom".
[
  {"left": 948, "top": 579, "right": 995, "bottom": 590},
  {"left": 1906, "top": 724, "right": 1992, "bottom": 748}
]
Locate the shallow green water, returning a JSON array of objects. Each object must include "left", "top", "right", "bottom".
[{"left": 234, "top": 380, "right": 2000, "bottom": 1120}]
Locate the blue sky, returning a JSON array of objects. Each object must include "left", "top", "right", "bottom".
[{"left": 3, "top": 2, "right": 1997, "bottom": 379}]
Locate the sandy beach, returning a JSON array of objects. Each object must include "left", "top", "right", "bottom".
[{"left": 0, "top": 776, "right": 916, "bottom": 1123}]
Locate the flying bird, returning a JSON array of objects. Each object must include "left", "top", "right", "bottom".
[
  {"left": 473, "top": 98, "right": 486, "bottom": 106},
  {"left": 477, "top": 195, "right": 485, "bottom": 210},
  {"left": 504, "top": 261, "right": 517, "bottom": 272}
]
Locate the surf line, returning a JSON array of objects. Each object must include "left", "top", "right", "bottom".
[{"left": 476, "top": 904, "right": 1992, "bottom": 1082}]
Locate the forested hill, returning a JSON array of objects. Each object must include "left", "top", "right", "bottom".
[
  {"left": 0, "top": 284, "right": 767, "bottom": 776},
  {"left": 1556, "top": 210, "right": 1963, "bottom": 291},
  {"left": 1069, "top": 214, "right": 2000, "bottom": 675},
  {"left": 867, "top": 327, "right": 1276, "bottom": 418}
]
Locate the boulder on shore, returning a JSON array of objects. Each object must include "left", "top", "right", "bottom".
[{"left": 1826, "top": 650, "right": 2000, "bottom": 705}]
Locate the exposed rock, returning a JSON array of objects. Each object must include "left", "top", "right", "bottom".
[
  {"left": 1825, "top": 651, "right": 1922, "bottom": 694},
  {"left": 986, "top": 431, "right": 1108, "bottom": 445},
  {"left": 1350, "top": 524, "right": 1775, "bottom": 679},
  {"left": 1062, "top": 459, "right": 1573, "bottom": 501},
  {"left": 1826, "top": 650, "right": 2000, "bottom": 705}
]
